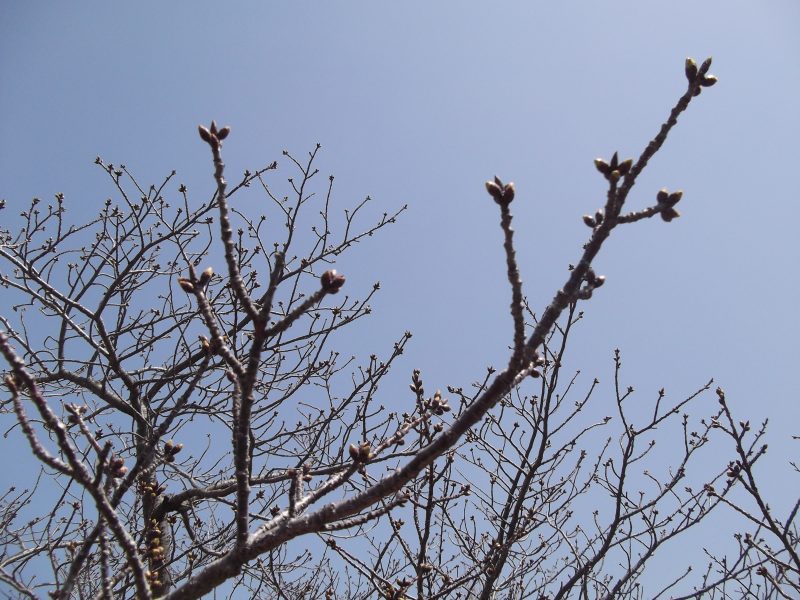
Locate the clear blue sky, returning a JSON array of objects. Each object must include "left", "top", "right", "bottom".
[{"left": 1, "top": 0, "right": 798, "bottom": 590}]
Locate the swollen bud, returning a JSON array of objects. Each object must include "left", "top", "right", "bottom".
[
  {"left": 198, "top": 267, "right": 214, "bottom": 286},
  {"left": 594, "top": 158, "right": 610, "bottom": 176},
  {"left": 485, "top": 180, "right": 503, "bottom": 202},
  {"left": 217, "top": 126, "right": 231, "bottom": 140},
  {"left": 502, "top": 182, "right": 515, "bottom": 204},
  {"left": 700, "top": 75, "right": 718, "bottom": 87},
  {"left": 617, "top": 158, "right": 633, "bottom": 176},
  {"left": 660, "top": 207, "right": 681, "bottom": 222},
  {"left": 320, "top": 270, "right": 346, "bottom": 294},
  {"left": 583, "top": 215, "right": 596, "bottom": 228},
  {"left": 685, "top": 57, "right": 698, "bottom": 82},
  {"left": 177, "top": 278, "right": 195, "bottom": 293},
  {"left": 198, "top": 125, "right": 212, "bottom": 144}
]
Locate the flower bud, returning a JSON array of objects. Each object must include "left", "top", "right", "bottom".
[
  {"left": 582, "top": 215, "right": 596, "bottom": 228},
  {"left": 700, "top": 75, "right": 717, "bottom": 87},
  {"left": 217, "top": 126, "right": 231, "bottom": 140},
  {"left": 656, "top": 189, "right": 670, "bottom": 204},
  {"left": 177, "top": 278, "right": 195, "bottom": 293},
  {"left": 685, "top": 57, "right": 698, "bottom": 82},
  {"left": 485, "top": 180, "right": 503, "bottom": 202},
  {"left": 321, "top": 269, "right": 346, "bottom": 294},
  {"left": 349, "top": 444, "right": 360, "bottom": 461},
  {"left": 660, "top": 207, "right": 680, "bottom": 222},
  {"left": 502, "top": 182, "right": 515, "bottom": 204},
  {"left": 594, "top": 158, "right": 610, "bottom": 176},
  {"left": 197, "top": 125, "right": 212, "bottom": 143},
  {"left": 199, "top": 266, "right": 214, "bottom": 286}
]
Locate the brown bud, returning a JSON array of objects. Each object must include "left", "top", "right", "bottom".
[
  {"left": 209, "top": 121, "right": 218, "bottom": 135},
  {"left": 660, "top": 207, "right": 680, "bottom": 222},
  {"left": 485, "top": 180, "right": 503, "bottom": 202},
  {"left": 358, "top": 441, "right": 372, "bottom": 462},
  {"left": 583, "top": 215, "right": 596, "bottom": 228},
  {"left": 501, "top": 182, "right": 515, "bottom": 204},
  {"left": 668, "top": 190, "right": 683, "bottom": 205},
  {"left": 685, "top": 57, "right": 698, "bottom": 82},
  {"left": 700, "top": 56, "right": 713, "bottom": 72},
  {"left": 349, "top": 443, "right": 360, "bottom": 461},
  {"left": 177, "top": 278, "right": 194, "bottom": 293},
  {"left": 594, "top": 158, "right": 610, "bottom": 176},
  {"left": 198, "top": 125, "right": 212, "bottom": 143},
  {"left": 198, "top": 266, "right": 214, "bottom": 286},
  {"left": 617, "top": 158, "right": 633, "bottom": 176},
  {"left": 656, "top": 189, "right": 670, "bottom": 204},
  {"left": 217, "top": 126, "right": 231, "bottom": 140},
  {"left": 700, "top": 75, "right": 718, "bottom": 87},
  {"left": 320, "top": 269, "right": 346, "bottom": 294}
]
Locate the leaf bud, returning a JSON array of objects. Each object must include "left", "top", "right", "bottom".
[
  {"left": 656, "top": 189, "right": 670, "bottom": 204},
  {"left": 582, "top": 215, "right": 596, "bottom": 228},
  {"left": 617, "top": 158, "right": 633, "bottom": 176},
  {"left": 217, "top": 126, "right": 231, "bottom": 140}
]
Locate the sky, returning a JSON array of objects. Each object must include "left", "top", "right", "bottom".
[{"left": 1, "top": 0, "right": 799, "bottom": 593}]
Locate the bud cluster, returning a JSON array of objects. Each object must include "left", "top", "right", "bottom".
[
  {"left": 685, "top": 57, "right": 717, "bottom": 96},
  {"left": 138, "top": 476, "right": 166, "bottom": 499},
  {"left": 163, "top": 439, "right": 184, "bottom": 463},
  {"left": 320, "top": 269, "right": 346, "bottom": 294},
  {"left": 144, "top": 519, "right": 165, "bottom": 589},
  {"left": 582, "top": 209, "right": 605, "bottom": 229},
  {"left": 348, "top": 441, "right": 372, "bottom": 463},
  {"left": 594, "top": 152, "right": 633, "bottom": 183},
  {"left": 65, "top": 403, "right": 89, "bottom": 425},
  {"left": 485, "top": 176, "right": 516, "bottom": 206},
  {"left": 108, "top": 455, "right": 127, "bottom": 479},
  {"left": 576, "top": 267, "right": 606, "bottom": 301},
  {"left": 197, "top": 120, "right": 231, "bottom": 149},
  {"left": 425, "top": 390, "right": 451, "bottom": 417},
  {"left": 656, "top": 188, "right": 683, "bottom": 222}
]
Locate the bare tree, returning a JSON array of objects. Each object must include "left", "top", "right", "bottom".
[{"left": 0, "top": 57, "right": 795, "bottom": 599}]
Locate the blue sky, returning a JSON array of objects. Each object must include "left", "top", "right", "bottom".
[{"left": 1, "top": 0, "right": 799, "bottom": 590}]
